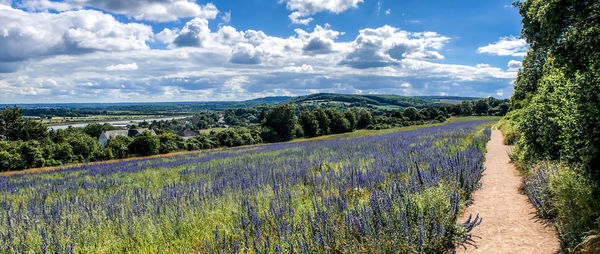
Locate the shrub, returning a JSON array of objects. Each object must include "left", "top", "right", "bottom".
[
  {"left": 550, "top": 168, "right": 600, "bottom": 252},
  {"left": 128, "top": 131, "right": 159, "bottom": 156}
]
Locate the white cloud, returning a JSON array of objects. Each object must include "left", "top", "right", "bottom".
[
  {"left": 385, "top": 9, "right": 391, "bottom": 15},
  {"left": 283, "top": 64, "right": 314, "bottom": 72},
  {"left": 478, "top": 36, "right": 528, "bottom": 57},
  {"left": 0, "top": 5, "right": 152, "bottom": 64},
  {"left": 281, "top": 0, "right": 364, "bottom": 25},
  {"left": 156, "top": 28, "right": 180, "bottom": 45},
  {"left": 507, "top": 59, "right": 522, "bottom": 71},
  {"left": 173, "top": 18, "right": 212, "bottom": 47},
  {"left": 19, "top": 0, "right": 219, "bottom": 22},
  {"left": 106, "top": 63, "right": 138, "bottom": 71},
  {"left": 340, "top": 26, "right": 449, "bottom": 68},
  {"left": 229, "top": 44, "right": 262, "bottom": 64},
  {"left": 0, "top": 12, "right": 518, "bottom": 103},
  {"left": 289, "top": 11, "right": 313, "bottom": 25}
]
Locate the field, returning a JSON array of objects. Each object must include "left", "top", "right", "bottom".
[
  {"left": 0, "top": 119, "right": 494, "bottom": 253},
  {"left": 37, "top": 115, "right": 173, "bottom": 126}
]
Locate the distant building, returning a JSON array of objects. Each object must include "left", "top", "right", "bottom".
[
  {"left": 99, "top": 128, "right": 155, "bottom": 147},
  {"left": 177, "top": 129, "right": 199, "bottom": 139}
]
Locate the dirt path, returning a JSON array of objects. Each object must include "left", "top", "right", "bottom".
[{"left": 456, "top": 129, "right": 560, "bottom": 254}]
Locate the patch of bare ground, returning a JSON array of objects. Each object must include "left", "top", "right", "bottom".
[{"left": 455, "top": 130, "right": 560, "bottom": 254}]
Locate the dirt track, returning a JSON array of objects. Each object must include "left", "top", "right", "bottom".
[{"left": 456, "top": 129, "right": 560, "bottom": 254}]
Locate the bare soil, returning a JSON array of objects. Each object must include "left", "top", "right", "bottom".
[{"left": 456, "top": 129, "right": 560, "bottom": 253}]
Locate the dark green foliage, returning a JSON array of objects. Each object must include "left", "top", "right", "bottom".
[
  {"left": 84, "top": 123, "right": 118, "bottom": 138},
  {"left": 65, "top": 131, "right": 101, "bottom": 162},
  {"left": 344, "top": 111, "right": 356, "bottom": 130},
  {"left": 351, "top": 107, "right": 374, "bottom": 129},
  {"left": 298, "top": 110, "right": 319, "bottom": 137},
  {"left": 419, "top": 107, "right": 441, "bottom": 120},
  {"left": 325, "top": 109, "right": 351, "bottom": 134},
  {"left": 128, "top": 131, "right": 160, "bottom": 156},
  {"left": 473, "top": 99, "right": 489, "bottom": 115},
  {"left": 185, "top": 134, "right": 217, "bottom": 150},
  {"left": 261, "top": 104, "right": 298, "bottom": 142},
  {"left": 312, "top": 108, "right": 331, "bottom": 135},
  {"left": 512, "top": 48, "right": 546, "bottom": 109},
  {"left": 459, "top": 101, "right": 473, "bottom": 115},
  {"left": 0, "top": 106, "right": 25, "bottom": 141},
  {"left": 402, "top": 107, "right": 420, "bottom": 121},
  {"left": 20, "top": 121, "right": 48, "bottom": 141},
  {"left": 106, "top": 136, "right": 133, "bottom": 159},
  {"left": 19, "top": 140, "right": 46, "bottom": 169}
]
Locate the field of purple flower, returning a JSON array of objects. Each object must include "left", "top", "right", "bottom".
[{"left": 0, "top": 119, "right": 493, "bottom": 253}]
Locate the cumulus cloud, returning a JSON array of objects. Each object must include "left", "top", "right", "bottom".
[
  {"left": 229, "top": 44, "right": 262, "bottom": 64},
  {"left": 106, "top": 63, "right": 138, "bottom": 71},
  {"left": 281, "top": 0, "right": 364, "bottom": 25},
  {"left": 0, "top": 5, "right": 152, "bottom": 66},
  {"left": 19, "top": 0, "right": 219, "bottom": 22},
  {"left": 340, "top": 26, "right": 449, "bottom": 68},
  {"left": 173, "top": 18, "right": 212, "bottom": 47},
  {"left": 478, "top": 36, "right": 528, "bottom": 57},
  {"left": 507, "top": 59, "right": 522, "bottom": 71},
  {"left": 0, "top": 8, "right": 517, "bottom": 103},
  {"left": 298, "top": 24, "right": 341, "bottom": 55}
]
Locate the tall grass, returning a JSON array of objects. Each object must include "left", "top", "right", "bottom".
[{"left": 521, "top": 162, "right": 600, "bottom": 253}]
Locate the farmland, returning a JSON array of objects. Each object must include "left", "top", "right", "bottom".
[{"left": 0, "top": 119, "right": 493, "bottom": 253}]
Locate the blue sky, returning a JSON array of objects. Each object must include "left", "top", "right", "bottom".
[{"left": 0, "top": 0, "right": 527, "bottom": 103}]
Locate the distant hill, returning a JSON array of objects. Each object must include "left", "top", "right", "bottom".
[
  {"left": 5, "top": 93, "right": 480, "bottom": 117},
  {"left": 281, "top": 93, "right": 479, "bottom": 112}
]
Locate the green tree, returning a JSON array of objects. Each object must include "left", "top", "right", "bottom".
[
  {"left": 19, "top": 140, "right": 46, "bottom": 169},
  {"left": 84, "top": 123, "right": 117, "bottom": 138},
  {"left": 473, "top": 99, "right": 490, "bottom": 115},
  {"left": 344, "top": 111, "right": 356, "bottom": 130},
  {"left": 298, "top": 110, "right": 319, "bottom": 137},
  {"left": 351, "top": 108, "right": 373, "bottom": 129},
  {"left": 402, "top": 107, "right": 420, "bottom": 121},
  {"left": 158, "top": 132, "right": 185, "bottom": 154},
  {"left": 459, "top": 101, "right": 473, "bottom": 115},
  {"left": 128, "top": 131, "right": 159, "bottom": 156},
  {"left": 20, "top": 120, "right": 48, "bottom": 141},
  {"left": 312, "top": 108, "right": 331, "bottom": 135},
  {"left": 261, "top": 104, "right": 297, "bottom": 142},
  {"left": 325, "top": 109, "right": 350, "bottom": 134},
  {"left": 106, "top": 135, "right": 132, "bottom": 159},
  {"left": 0, "top": 106, "right": 25, "bottom": 140},
  {"left": 65, "top": 131, "right": 101, "bottom": 162},
  {"left": 419, "top": 107, "right": 440, "bottom": 120}
]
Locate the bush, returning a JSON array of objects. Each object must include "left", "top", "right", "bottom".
[
  {"left": 497, "top": 111, "right": 520, "bottom": 145},
  {"left": 158, "top": 132, "right": 185, "bottom": 154},
  {"left": 106, "top": 135, "right": 132, "bottom": 159},
  {"left": 522, "top": 161, "right": 600, "bottom": 253},
  {"left": 128, "top": 132, "right": 159, "bottom": 156},
  {"left": 550, "top": 168, "right": 600, "bottom": 252}
]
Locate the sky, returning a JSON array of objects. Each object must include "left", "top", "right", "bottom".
[{"left": 0, "top": 0, "right": 527, "bottom": 103}]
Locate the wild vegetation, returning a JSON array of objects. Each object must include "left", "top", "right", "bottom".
[
  {"left": 504, "top": 1, "right": 600, "bottom": 252},
  {"left": 0, "top": 119, "right": 493, "bottom": 253},
  {"left": 1, "top": 96, "right": 506, "bottom": 172}
]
